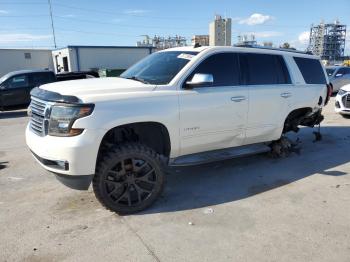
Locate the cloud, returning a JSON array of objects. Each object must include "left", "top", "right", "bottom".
[
  {"left": 285, "top": 31, "right": 310, "bottom": 51},
  {"left": 239, "top": 13, "right": 273, "bottom": 25},
  {"left": 345, "top": 34, "right": 350, "bottom": 55},
  {"left": 0, "top": 10, "right": 9, "bottom": 14},
  {"left": 0, "top": 33, "right": 52, "bottom": 43},
  {"left": 298, "top": 31, "right": 310, "bottom": 44},
  {"left": 123, "top": 9, "right": 150, "bottom": 15},
  {"left": 251, "top": 31, "right": 283, "bottom": 38}
]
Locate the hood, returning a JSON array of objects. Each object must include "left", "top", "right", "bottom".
[
  {"left": 340, "top": 84, "right": 350, "bottom": 92},
  {"left": 40, "top": 77, "right": 156, "bottom": 102}
]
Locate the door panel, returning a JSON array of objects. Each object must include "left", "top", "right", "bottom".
[
  {"left": 245, "top": 84, "right": 292, "bottom": 144},
  {"left": 240, "top": 53, "right": 292, "bottom": 144},
  {"left": 179, "top": 86, "right": 248, "bottom": 155},
  {"left": 178, "top": 52, "right": 248, "bottom": 156},
  {"left": 1, "top": 75, "right": 29, "bottom": 106}
]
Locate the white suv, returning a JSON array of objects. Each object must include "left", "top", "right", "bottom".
[
  {"left": 335, "top": 84, "right": 350, "bottom": 117},
  {"left": 26, "top": 46, "right": 330, "bottom": 214}
]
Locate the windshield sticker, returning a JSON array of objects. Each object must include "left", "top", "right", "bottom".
[{"left": 177, "top": 53, "right": 195, "bottom": 60}]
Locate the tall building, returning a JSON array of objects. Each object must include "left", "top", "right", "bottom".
[
  {"left": 191, "top": 35, "right": 209, "bottom": 46},
  {"left": 307, "top": 20, "right": 346, "bottom": 62},
  {"left": 209, "top": 15, "right": 232, "bottom": 46}
]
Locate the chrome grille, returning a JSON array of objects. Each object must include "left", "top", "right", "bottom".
[
  {"left": 345, "top": 94, "right": 350, "bottom": 109},
  {"left": 29, "top": 97, "right": 48, "bottom": 136}
]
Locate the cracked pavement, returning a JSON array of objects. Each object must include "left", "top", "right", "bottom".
[{"left": 0, "top": 97, "right": 349, "bottom": 262}]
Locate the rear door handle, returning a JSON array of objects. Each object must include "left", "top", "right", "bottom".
[
  {"left": 231, "top": 96, "right": 246, "bottom": 102},
  {"left": 280, "top": 92, "right": 292, "bottom": 98}
]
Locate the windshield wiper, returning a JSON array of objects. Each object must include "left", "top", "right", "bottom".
[{"left": 125, "top": 76, "right": 150, "bottom": 84}]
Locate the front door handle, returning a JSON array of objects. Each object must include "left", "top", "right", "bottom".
[
  {"left": 231, "top": 96, "right": 246, "bottom": 102},
  {"left": 280, "top": 92, "right": 292, "bottom": 98}
]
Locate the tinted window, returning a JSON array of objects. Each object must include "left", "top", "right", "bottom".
[
  {"left": 293, "top": 57, "right": 326, "bottom": 84},
  {"left": 32, "top": 72, "right": 55, "bottom": 86},
  {"left": 241, "top": 53, "right": 291, "bottom": 85},
  {"left": 326, "top": 68, "right": 336, "bottom": 76},
  {"left": 7, "top": 75, "right": 29, "bottom": 89},
  {"left": 187, "top": 53, "right": 240, "bottom": 87},
  {"left": 337, "top": 68, "right": 350, "bottom": 76}
]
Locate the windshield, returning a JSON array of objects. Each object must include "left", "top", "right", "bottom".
[
  {"left": 120, "top": 51, "right": 198, "bottom": 85},
  {"left": 326, "top": 68, "right": 336, "bottom": 77},
  {"left": 0, "top": 72, "right": 11, "bottom": 84}
]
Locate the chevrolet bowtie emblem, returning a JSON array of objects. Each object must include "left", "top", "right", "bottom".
[{"left": 27, "top": 106, "right": 32, "bottom": 117}]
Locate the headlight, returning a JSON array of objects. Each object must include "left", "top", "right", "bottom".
[
  {"left": 48, "top": 104, "right": 94, "bottom": 137},
  {"left": 338, "top": 89, "right": 347, "bottom": 96}
]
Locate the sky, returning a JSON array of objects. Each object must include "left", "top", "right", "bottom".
[{"left": 0, "top": 0, "right": 349, "bottom": 54}]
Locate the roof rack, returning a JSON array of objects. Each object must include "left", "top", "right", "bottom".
[{"left": 235, "top": 45, "right": 314, "bottom": 55}]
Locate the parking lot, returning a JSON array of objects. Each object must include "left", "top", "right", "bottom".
[{"left": 0, "top": 97, "right": 349, "bottom": 262}]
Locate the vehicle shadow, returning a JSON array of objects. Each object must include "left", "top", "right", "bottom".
[
  {"left": 0, "top": 109, "right": 28, "bottom": 119},
  {"left": 0, "top": 161, "right": 8, "bottom": 170},
  {"left": 141, "top": 126, "right": 350, "bottom": 214}
]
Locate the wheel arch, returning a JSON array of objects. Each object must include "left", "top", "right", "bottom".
[
  {"left": 96, "top": 121, "right": 171, "bottom": 170},
  {"left": 282, "top": 107, "right": 313, "bottom": 133}
]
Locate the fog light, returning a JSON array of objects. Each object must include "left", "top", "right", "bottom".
[
  {"left": 335, "top": 101, "right": 340, "bottom": 108},
  {"left": 55, "top": 160, "right": 69, "bottom": 170}
]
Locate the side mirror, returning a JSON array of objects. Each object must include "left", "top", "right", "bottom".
[
  {"left": 185, "top": 73, "right": 213, "bottom": 88},
  {"left": 335, "top": 73, "right": 343, "bottom": 77}
]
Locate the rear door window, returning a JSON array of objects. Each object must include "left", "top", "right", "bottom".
[
  {"left": 240, "top": 53, "right": 291, "bottom": 85},
  {"left": 293, "top": 57, "right": 326, "bottom": 84},
  {"left": 32, "top": 72, "right": 55, "bottom": 86},
  {"left": 187, "top": 52, "right": 240, "bottom": 87}
]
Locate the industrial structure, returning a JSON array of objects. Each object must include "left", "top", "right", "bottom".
[
  {"left": 307, "top": 20, "right": 347, "bottom": 62},
  {"left": 236, "top": 35, "right": 257, "bottom": 47},
  {"left": 191, "top": 35, "right": 209, "bottom": 46},
  {"left": 136, "top": 35, "right": 187, "bottom": 50},
  {"left": 209, "top": 15, "right": 232, "bottom": 46},
  {"left": 52, "top": 46, "right": 154, "bottom": 74}
]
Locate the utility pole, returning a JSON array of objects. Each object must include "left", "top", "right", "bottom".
[{"left": 48, "top": 0, "right": 57, "bottom": 48}]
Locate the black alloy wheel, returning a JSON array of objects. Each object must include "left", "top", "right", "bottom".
[{"left": 93, "top": 143, "right": 165, "bottom": 214}]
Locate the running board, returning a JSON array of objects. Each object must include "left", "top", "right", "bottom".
[{"left": 170, "top": 143, "right": 271, "bottom": 167}]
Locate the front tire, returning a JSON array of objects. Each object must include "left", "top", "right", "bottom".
[{"left": 93, "top": 143, "right": 166, "bottom": 214}]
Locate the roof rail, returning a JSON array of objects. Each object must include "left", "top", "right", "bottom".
[{"left": 235, "top": 45, "right": 314, "bottom": 55}]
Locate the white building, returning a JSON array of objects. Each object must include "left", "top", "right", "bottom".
[
  {"left": 0, "top": 48, "right": 53, "bottom": 77},
  {"left": 51, "top": 45, "right": 155, "bottom": 73},
  {"left": 209, "top": 15, "right": 232, "bottom": 46}
]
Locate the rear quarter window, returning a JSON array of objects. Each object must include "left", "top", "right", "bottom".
[
  {"left": 32, "top": 72, "right": 55, "bottom": 86},
  {"left": 241, "top": 53, "right": 291, "bottom": 85},
  {"left": 293, "top": 57, "right": 326, "bottom": 84}
]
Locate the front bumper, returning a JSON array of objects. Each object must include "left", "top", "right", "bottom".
[
  {"left": 335, "top": 93, "right": 350, "bottom": 115},
  {"left": 26, "top": 124, "right": 105, "bottom": 176}
]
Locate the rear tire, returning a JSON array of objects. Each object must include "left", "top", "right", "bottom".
[{"left": 93, "top": 143, "right": 166, "bottom": 214}]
